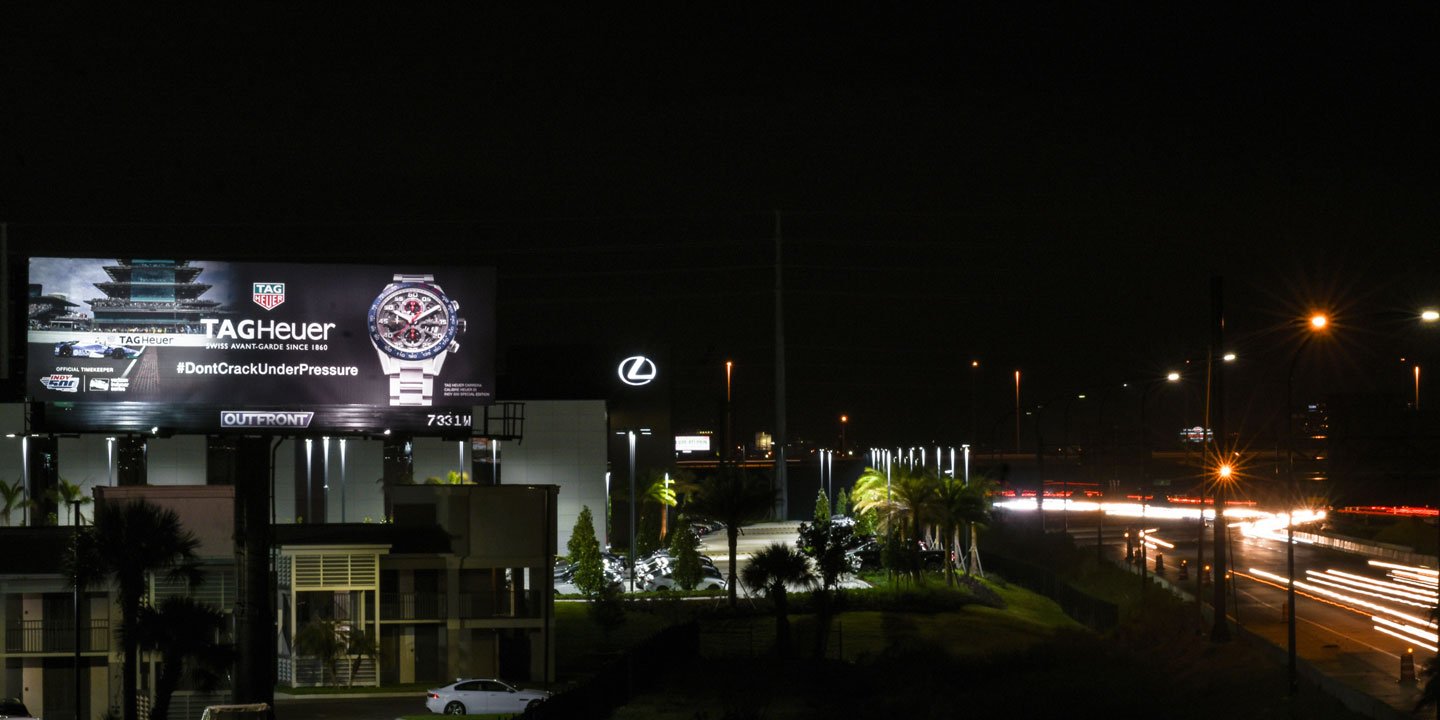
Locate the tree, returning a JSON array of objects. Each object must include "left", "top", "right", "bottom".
[
  {"left": 960, "top": 474, "right": 998, "bottom": 576},
  {"left": 46, "top": 477, "right": 93, "bottom": 525},
  {"left": 86, "top": 500, "right": 202, "bottom": 720},
  {"left": 813, "top": 488, "right": 831, "bottom": 525},
  {"left": 130, "top": 597, "right": 234, "bottom": 720},
  {"left": 684, "top": 467, "right": 776, "bottom": 608},
  {"left": 641, "top": 470, "right": 680, "bottom": 542},
  {"left": 797, "top": 520, "right": 860, "bottom": 658},
  {"left": 423, "top": 470, "right": 470, "bottom": 484},
  {"left": 851, "top": 467, "right": 905, "bottom": 537},
  {"left": 567, "top": 506, "right": 605, "bottom": 595},
  {"left": 853, "top": 466, "right": 937, "bottom": 581},
  {"left": 668, "top": 523, "right": 702, "bottom": 591},
  {"left": 931, "top": 473, "right": 975, "bottom": 586},
  {"left": 740, "top": 543, "right": 814, "bottom": 658},
  {"left": 0, "top": 477, "right": 33, "bottom": 526},
  {"left": 294, "top": 618, "right": 346, "bottom": 686},
  {"left": 344, "top": 626, "right": 379, "bottom": 687},
  {"left": 834, "top": 487, "right": 850, "bottom": 518}
]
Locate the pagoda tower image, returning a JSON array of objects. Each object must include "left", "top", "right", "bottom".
[{"left": 87, "top": 259, "right": 226, "bottom": 332}]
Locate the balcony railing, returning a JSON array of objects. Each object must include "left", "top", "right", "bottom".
[
  {"left": 457, "top": 590, "right": 543, "bottom": 619},
  {"left": 379, "top": 592, "right": 446, "bottom": 620},
  {"left": 4, "top": 619, "right": 110, "bottom": 653},
  {"left": 377, "top": 590, "right": 548, "bottom": 621}
]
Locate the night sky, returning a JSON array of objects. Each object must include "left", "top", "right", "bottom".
[{"left": 5, "top": 5, "right": 1440, "bottom": 449}]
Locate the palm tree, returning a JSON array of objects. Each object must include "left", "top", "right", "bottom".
[
  {"left": 130, "top": 597, "right": 234, "bottom": 720},
  {"left": 0, "top": 477, "right": 33, "bottom": 526},
  {"left": 641, "top": 471, "right": 679, "bottom": 542},
  {"left": 294, "top": 618, "right": 346, "bottom": 686},
  {"left": 345, "top": 626, "right": 380, "bottom": 687},
  {"left": 89, "top": 500, "right": 202, "bottom": 720},
  {"left": 740, "top": 543, "right": 814, "bottom": 658},
  {"left": 850, "top": 468, "right": 900, "bottom": 535},
  {"left": 684, "top": 466, "right": 775, "bottom": 608},
  {"left": 930, "top": 473, "right": 971, "bottom": 586},
  {"left": 46, "top": 477, "right": 93, "bottom": 525},
  {"left": 960, "top": 474, "right": 998, "bottom": 577},
  {"left": 853, "top": 466, "right": 937, "bottom": 580}
]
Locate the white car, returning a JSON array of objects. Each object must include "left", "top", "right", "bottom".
[
  {"left": 644, "top": 564, "right": 727, "bottom": 592},
  {"left": 425, "top": 678, "right": 550, "bottom": 715}
]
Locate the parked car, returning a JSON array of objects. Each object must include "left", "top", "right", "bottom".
[
  {"left": 53, "top": 339, "right": 141, "bottom": 359},
  {"left": 425, "top": 678, "right": 550, "bottom": 715},
  {"left": 644, "top": 564, "right": 727, "bottom": 592},
  {"left": 690, "top": 520, "right": 725, "bottom": 537},
  {"left": 0, "top": 698, "right": 39, "bottom": 720}
]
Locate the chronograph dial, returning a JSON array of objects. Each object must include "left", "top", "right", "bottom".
[{"left": 368, "top": 274, "right": 465, "bottom": 406}]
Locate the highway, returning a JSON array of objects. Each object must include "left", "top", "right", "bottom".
[{"left": 1062, "top": 507, "right": 1432, "bottom": 714}]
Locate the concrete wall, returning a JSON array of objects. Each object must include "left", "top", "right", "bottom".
[
  {"left": 414, "top": 437, "right": 470, "bottom": 485},
  {"left": 145, "top": 435, "right": 207, "bottom": 486},
  {"left": 95, "top": 485, "right": 235, "bottom": 558},
  {"left": 500, "top": 400, "right": 607, "bottom": 553}
]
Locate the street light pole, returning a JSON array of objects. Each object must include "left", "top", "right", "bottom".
[
  {"left": 1014, "top": 370, "right": 1022, "bottom": 453},
  {"left": 1209, "top": 275, "right": 1232, "bottom": 643},
  {"left": 1423, "top": 310, "right": 1440, "bottom": 720},
  {"left": 628, "top": 430, "right": 637, "bottom": 593},
  {"left": 1286, "top": 313, "right": 1327, "bottom": 693}
]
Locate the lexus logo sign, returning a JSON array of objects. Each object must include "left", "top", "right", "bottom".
[{"left": 618, "top": 355, "right": 658, "bottom": 386}]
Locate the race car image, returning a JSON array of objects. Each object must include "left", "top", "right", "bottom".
[{"left": 53, "top": 340, "right": 142, "bottom": 359}]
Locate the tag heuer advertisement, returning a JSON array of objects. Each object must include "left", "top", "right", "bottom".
[{"left": 27, "top": 257, "right": 495, "bottom": 434}]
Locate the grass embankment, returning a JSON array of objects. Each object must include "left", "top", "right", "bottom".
[{"left": 608, "top": 522, "right": 1374, "bottom": 719}]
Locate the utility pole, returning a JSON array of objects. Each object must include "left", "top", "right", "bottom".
[{"left": 774, "top": 211, "right": 788, "bottom": 520}]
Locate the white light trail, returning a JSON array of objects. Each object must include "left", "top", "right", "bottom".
[
  {"left": 1374, "top": 615, "right": 1440, "bottom": 646},
  {"left": 1316, "top": 569, "right": 1437, "bottom": 604},
  {"left": 1373, "top": 623, "right": 1439, "bottom": 653},
  {"left": 1302, "top": 572, "right": 1436, "bottom": 610},
  {"left": 1249, "top": 568, "right": 1437, "bottom": 629}
]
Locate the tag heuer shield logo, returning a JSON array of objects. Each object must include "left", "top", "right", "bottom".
[{"left": 253, "top": 282, "right": 285, "bottom": 310}]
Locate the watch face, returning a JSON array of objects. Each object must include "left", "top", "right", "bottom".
[{"left": 368, "top": 282, "right": 460, "bottom": 360}]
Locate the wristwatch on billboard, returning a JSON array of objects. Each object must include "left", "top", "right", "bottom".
[{"left": 368, "top": 273, "right": 465, "bottom": 406}]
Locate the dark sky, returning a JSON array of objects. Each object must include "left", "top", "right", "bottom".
[{"left": 4, "top": 5, "right": 1440, "bottom": 448}]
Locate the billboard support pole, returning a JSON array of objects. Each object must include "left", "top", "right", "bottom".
[{"left": 233, "top": 436, "right": 275, "bottom": 708}]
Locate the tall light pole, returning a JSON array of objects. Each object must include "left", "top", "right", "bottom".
[
  {"left": 725, "top": 361, "right": 734, "bottom": 464},
  {"left": 1209, "top": 275, "right": 1232, "bottom": 643},
  {"left": 1286, "top": 311, "right": 1329, "bottom": 693},
  {"left": 628, "top": 430, "right": 637, "bottom": 592},
  {"left": 839, "top": 414, "right": 848, "bottom": 455},
  {"left": 1420, "top": 308, "right": 1438, "bottom": 719},
  {"left": 970, "top": 360, "right": 981, "bottom": 446},
  {"left": 1014, "top": 370, "right": 1022, "bottom": 453},
  {"left": 1137, "top": 372, "right": 1180, "bottom": 592}
]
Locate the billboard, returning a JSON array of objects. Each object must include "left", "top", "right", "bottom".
[{"left": 27, "top": 258, "right": 495, "bottom": 434}]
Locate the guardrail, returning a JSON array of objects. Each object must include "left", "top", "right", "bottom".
[{"left": 1297, "top": 531, "right": 1433, "bottom": 567}]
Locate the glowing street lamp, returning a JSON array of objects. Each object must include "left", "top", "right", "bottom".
[
  {"left": 1420, "top": 309, "right": 1440, "bottom": 720},
  {"left": 1285, "top": 311, "right": 1329, "bottom": 694}
]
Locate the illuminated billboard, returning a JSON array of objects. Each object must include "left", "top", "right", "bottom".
[{"left": 27, "top": 258, "right": 495, "bottom": 434}]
